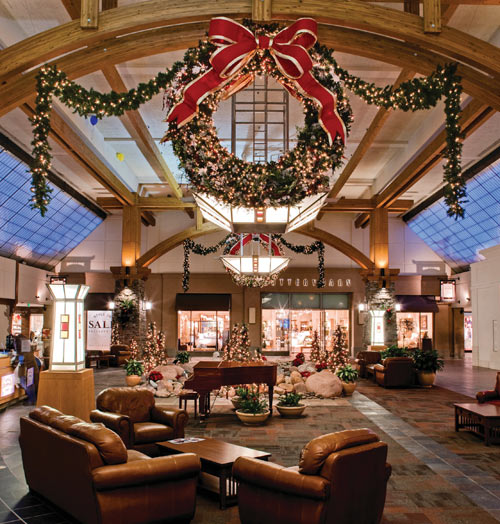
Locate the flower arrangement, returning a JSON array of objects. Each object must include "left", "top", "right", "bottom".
[
  {"left": 278, "top": 392, "right": 303, "bottom": 407},
  {"left": 292, "top": 352, "right": 305, "bottom": 367},
  {"left": 300, "top": 371, "right": 312, "bottom": 378},
  {"left": 238, "top": 394, "right": 268, "bottom": 414},
  {"left": 149, "top": 370, "right": 163, "bottom": 382},
  {"left": 315, "top": 361, "right": 328, "bottom": 372}
]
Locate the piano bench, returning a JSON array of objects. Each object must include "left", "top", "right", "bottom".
[{"left": 179, "top": 389, "right": 199, "bottom": 418}]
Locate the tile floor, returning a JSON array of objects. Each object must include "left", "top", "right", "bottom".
[{"left": 0, "top": 358, "right": 498, "bottom": 523}]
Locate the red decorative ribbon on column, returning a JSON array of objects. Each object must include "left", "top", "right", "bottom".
[{"left": 167, "top": 17, "right": 345, "bottom": 145}]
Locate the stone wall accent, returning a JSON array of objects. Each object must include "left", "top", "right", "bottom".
[
  {"left": 112, "top": 279, "right": 147, "bottom": 348},
  {"left": 362, "top": 282, "right": 397, "bottom": 348}
]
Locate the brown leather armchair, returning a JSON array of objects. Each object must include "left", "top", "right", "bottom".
[
  {"left": 20, "top": 406, "right": 200, "bottom": 524},
  {"left": 233, "top": 429, "right": 391, "bottom": 524},
  {"left": 354, "top": 350, "right": 382, "bottom": 378},
  {"left": 374, "top": 357, "right": 414, "bottom": 387},
  {"left": 476, "top": 372, "right": 500, "bottom": 406},
  {"left": 91, "top": 387, "right": 188, "bottom": 456},
  {"left": 109, "top": 344, "right": 131, "bottom": 366}
]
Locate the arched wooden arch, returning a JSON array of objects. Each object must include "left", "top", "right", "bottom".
[
  {"left": 0, "top": 0, "right": 499, "bottom": 114},
  {"left": 136, "top": 223, "right": 375, "bottom": 270},
  {"left": 1, "top": 23, "right": 499, "bottom": 118}
]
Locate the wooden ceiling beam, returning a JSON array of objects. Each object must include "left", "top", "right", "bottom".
[
  {"left": 354, "top": 98, "right": 494, "bottom": 228},
  {"left": 97, "top": 196, "right": 195, "bottom": 210},
  {"left": 2, "top": 23, "right": 499, "bottom": 120},
  {"left": 1, "top": 1, "right": 499, "bottom": 84},
  {"left": 323, "top": 199, "right": 414, "bottom": 212}
]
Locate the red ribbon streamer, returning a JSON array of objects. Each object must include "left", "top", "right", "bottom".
[{"left": 167, "top": 17, "right": 345, "bottom": 144}]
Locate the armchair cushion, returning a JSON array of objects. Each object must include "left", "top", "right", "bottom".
[
  {"left": 233, "top": 457, "right": 329, "bottom": 500},
  {"left": 476, "top": 372, "right": 500, "bottom": 403},
  {"left": 151, "top": 406, "right": 188, "bottom": 431},
  {"left": 92, "top": 453, "right": 200, "bottom": 491},
  {"left": 96, "top": 387, "right": 155, "bottom": 423},
  {"left": 29, "top": 405, "right": 63, "bottom": 425},
  {"left": 69, "top": 422, "right": 128, "bottom": 465},
  {"left": 374, "top": 363, "right": 385, "bottom": 373},
  {"left": 299, "top": 429, "right": 380, "bottom": 475},
  {"left": 133, "top": 422, "right": 174, "bottom": 444}
]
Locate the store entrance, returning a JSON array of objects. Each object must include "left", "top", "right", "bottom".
[{"left": 261, "top": 293, "right": 350, "bottom": 356}]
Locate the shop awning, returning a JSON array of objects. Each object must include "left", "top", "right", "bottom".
[
  {"left": 396, "top": 295, "right": 439, "bottom": 313},
  {"left": 175, "top": 294, "right": 231, "bottom": 311}
]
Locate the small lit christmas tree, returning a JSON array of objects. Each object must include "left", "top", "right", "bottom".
[
  {"left": 129, "top": 339, "right": 140, "bottom": 360},
  {"left": 327, "top": 325, "right": 349, "bottom": 371},
  {"left": 309, "top": 331, "right": 326, "bottom": 364},
  {"left": 111, "top": 323, "right": 120, "bottom": 345},
  {"left": 222, "top": 323, "right": 253, "bottom": 362},
  {"left": 142, "top": 322, "right": 168, "bottom": 372}
]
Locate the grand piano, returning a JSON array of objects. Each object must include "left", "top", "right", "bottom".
[{"left": 184, "top": 361, "right": 278, "bottom": 419}]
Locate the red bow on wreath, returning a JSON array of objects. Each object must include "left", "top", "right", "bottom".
[{"left": 167, "top": 17, "right": 345, "bottom": 145}]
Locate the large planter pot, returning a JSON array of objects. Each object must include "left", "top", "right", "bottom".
[
  {"left": 342, "top": 382, "right": 357, "bottom": 396},
  {"left": 236, "top": 409, "right": 270, "bottom": 426},
  {"left": 125, "top": 375, "right": 142, "bottom": 387},
  {"left": 231, "top": 397, "right": 243, "bottom": 410},
  {"left": 417, "top": 371, "right": 436, "bottom": 388},
  {"left": 276, "top": 404, "right": 306, "bottom": 418}
]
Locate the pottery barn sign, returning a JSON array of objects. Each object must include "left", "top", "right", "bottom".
[{"left": 86, "top": 311, "right": 112, "bottom": 350}]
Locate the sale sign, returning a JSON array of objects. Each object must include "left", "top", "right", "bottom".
[{"left": 86, "top": 311, "right": 112, "bottom": 350}]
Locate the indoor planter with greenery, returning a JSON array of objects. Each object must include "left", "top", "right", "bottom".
[
  {"left": 336, "top": 364, "right": 359, "bottom": 396},
  {"left": 236, "top": 392, "right": 270, "bottom": 425},
  {"left": 174, "top": 351, "right": 190, "bottom": 364},
  {"left": 231, "top": 386, "right": 251, "bottom": 410},
  {"left": 412, "top": 348, "right": 444, "bottom": 387},
  {"left": 276, "top": 392, "right": 306, "bottom": 418},
  {"left": 380, "top": 345, "right": 410, "bottom": 359},
  {"left": 125, "top": 359, "right": 144, "bottom": 387}
]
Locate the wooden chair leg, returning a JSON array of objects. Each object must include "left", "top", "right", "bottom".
[
  {"left": 178, "top": 397, "right": 182, "bottom": 409},
  {"left": 194, "top": 397, "right": 198, "bottom": 419}
]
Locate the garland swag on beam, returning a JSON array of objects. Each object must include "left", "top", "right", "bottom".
[{"left": 30, "top": 22, "right": 464, "bottom": 218}]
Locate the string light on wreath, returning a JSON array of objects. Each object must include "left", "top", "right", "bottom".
[{"left": 30, "top": 19, "right": 465, "bottom": 218}]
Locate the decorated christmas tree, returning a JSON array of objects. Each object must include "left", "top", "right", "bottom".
[
  {"left": 142, "top": 322, "right": 168, "bottom": 372},
  {"left": 327, "top": 325, "right": 349, "bottom": 371},
  {"left": 222, "top": 323, "right": 253, "bottom": 362},
  {"left": 129, "top": 339, "right": 140, "bottom": 360},
  {"left": 111, "top": 323, "right": 120, "bottom": 345},
  {"left": 309, "top": 330, "right": 326, "bottom": 364}
]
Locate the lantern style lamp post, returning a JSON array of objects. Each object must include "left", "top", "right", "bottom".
[{"left": 37, "top": 283, "right": 95, "bottom": 420}]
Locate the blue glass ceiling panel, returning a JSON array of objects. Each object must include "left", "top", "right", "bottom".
[
  {"left": 0, "top": 146, "right": 103, "bottom": 270},
  {"left": 407, "top": 159, "right": 500, "bottom": 269}
]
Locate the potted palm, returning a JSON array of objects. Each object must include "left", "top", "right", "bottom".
[
  {"left": 276, "top": 392, "right": 306, "bottom": 418},
  {"left": 412, "top": 349, "right": 444, "bottom": 387},
  {"left": 236, "top": 393, "right": 270, "bottom": 426},
  {"left": 336, "top": 364, "right": 359, "bottom": 396},
  {"left": 124, "top": 359, "right": 144, "bottom": 387}
]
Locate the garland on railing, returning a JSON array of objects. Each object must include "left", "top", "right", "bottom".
[
  {"left": 275, "top": 236, "right": 325, "bottom": 288},
  {"left": 30, "top": 23, "right": 465, "bottom": 218}
]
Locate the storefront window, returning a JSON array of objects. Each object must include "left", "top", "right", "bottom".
[
  {"left": 396, "top": 312, "right": 433, "bottom": 349},
  {"left": 177, "top": 311, "right": 230, "bottom": 351},
  {"left": 262, "top": 293, "right": 350, "bottom": 355},
  {"left": 464, "top": 313, "right": 472, "bottom": 352}
]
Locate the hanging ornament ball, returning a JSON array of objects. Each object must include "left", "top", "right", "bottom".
[
  {"left": 116, "top": 152, "right": 124, "bottom": 162},
  {"left": 90, "top": 115, "right": 98, "bottom": 126}
]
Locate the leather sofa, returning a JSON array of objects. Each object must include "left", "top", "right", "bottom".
[
  {"left": 476, "top": 372, "right": 500, "bottom": 406},
  {"left": 374, "top": 357, "right": 414, "bottom": 387},
  {"left": 233, "top": 428, "right": 392, "bottom": 524},
  {"left": 109, "top": 344, "right": 131, "bottom": 366},
  {"left": 20, "top": 406, "right": 200, "bottom": 524},
  {"left": 354, "top": 350, "right": 382, "bottom": 379},
  {"left": 91, "top": 387, "right": 188, "bottom": 456}
]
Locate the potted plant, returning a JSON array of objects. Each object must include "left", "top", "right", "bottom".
[
  {"left": 231, "top": 386, "right": 250, "bottom": 410},
  {"left": 412, "top": 348, "right": 444, "bottom": 387},
  {"left": 125, "top": 359, "right": 144, "bottom": 387},
  {"left": 336, "top": 364, "right": 359, "bottom": 396},
  {"left": 276, "top": 392, "right": 306, "bottom": 418},
  {"left": 173, "top": 351, "right": 190, "bottom": 364},
  {"left": 380, "top": 345, "right": 409, "bottom": 359},
  {"left": 236, "top": 393, "right": 270, "bottom": 426}
]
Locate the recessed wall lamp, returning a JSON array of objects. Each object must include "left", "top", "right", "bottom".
[
  {"left": 395, "top": 303, "right": 401, "bottom": 311},
  {"left": 142, "top": 301, "right": 152, "bottom": 311},
  {"left": 108, "top": 301, "right": 115, "bottom": 310},
  {"left": 358, "top": 303, "right": 367, "bottom": 312}
]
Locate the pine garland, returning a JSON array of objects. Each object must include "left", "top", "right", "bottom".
[
  {"left": 29, "top": 24, "right": 465, "bottom": 218},
  {"left": 275, "top": 236, "right": 325, "bottom": 288}
]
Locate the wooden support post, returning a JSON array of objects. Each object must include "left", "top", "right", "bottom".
[
  {"left": 424, "top": 0, "right": 441, "bottom": 32},
  {"left": 252, "top": 0, "right": 272, "bottom": 21},
  {"left": 196, "top": 207, "right": 204, "bottom": 230},
  {"left": 370, "top": 208, "right": 389, "bottom": 269},
  {"left": 81, "top": 0, "right": 98, "bottom": 29},
  {"left": 122, "top": 204, "right": 141, "bottom": 267}
]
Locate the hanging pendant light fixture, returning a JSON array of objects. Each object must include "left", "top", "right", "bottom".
[{"left": 193, "top": 192, "right": 328, "bottom": 234}]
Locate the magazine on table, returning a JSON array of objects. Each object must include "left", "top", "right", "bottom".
[{"left": 169, "top": 437, "right": 205, "bottom": 444}]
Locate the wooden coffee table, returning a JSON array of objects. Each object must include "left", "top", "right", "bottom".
[
  {"left": 157, "top": 437, "right": 271, "bottom": 508},
  {"left": 455, "top": 402, "right": 500, "bottom": 446}
]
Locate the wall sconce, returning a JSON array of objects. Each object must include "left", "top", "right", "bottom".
[
  {"left": 108, "top": 301, "right": 115, "bottom": 310},
  {"left": 395, "top": 303, "right": 401, "bottom": 312},
  {"left": 358, "top": 303, "right": 367, "bottom": 312},
  {"left": 142, "top": 301, "right": 152, "bottom": 311}
]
